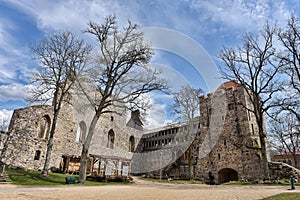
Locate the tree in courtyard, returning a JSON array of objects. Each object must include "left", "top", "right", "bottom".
[
  {"left": 170, "top": 85, "right": 203, "bottom": 180},
  {"left": 276, "top": 15, "right": 300, "bottom": 122},
  {"left": 269, "top": 112, "right": 300, "bottom": 168},
  {"left": 77, "top": 15, "right": 168, "bottom": 184},
  {"left": 29, "top": 30, "right": 91, "bottom": 175},
  {"left": 171, "top": 85, "right": 203, "bottom": 123},
  {"left": 218, "top": 24, "right": 283, "bottom": 180}
]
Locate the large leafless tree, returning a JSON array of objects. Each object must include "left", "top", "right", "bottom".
[
  {"left": 218, "top": 24, "right": 283, "bottom": 179},
  {"left": 29, "top": 30, "right": 91, "bottom": 175},
  {"left": 77, "top": 16, "right": 168, "bottom": 184},
  {"left": 277, "top": 16, "right": 300, "bottom": 122}
]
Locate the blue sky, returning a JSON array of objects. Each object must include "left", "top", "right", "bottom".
[{"left": 1, "top": 0, "right": 300, "bottom": 128}]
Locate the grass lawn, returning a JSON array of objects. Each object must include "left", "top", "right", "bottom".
[
  {"left": 261, "top": 193, "right": 300, "bottom": 200},
  {"left": 5, "top": 168, "right": 130, "bottom": 186}
]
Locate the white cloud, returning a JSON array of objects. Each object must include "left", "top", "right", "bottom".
[
  {"left": 5, "top": 0, "right": 134, "bottom": 32},
  {"left": 0, "top": 83, "right": 31, "bottom": 101},
  {"left": 189, "top": 0, "right": 292, "bottom": 32}
]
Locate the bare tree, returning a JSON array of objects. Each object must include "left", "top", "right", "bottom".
[
  {"left": 29, "top": 30, "right": 91, "bottom": 175},
  {"left": 77, "top": 15, "right": 168, "bottom": 184},
  {"left": 269, "top": 112, "right": 300, "bottom": 168},
  {"left": 277, "top": 15, "right": 300, "bottom": 122},
  {"left": 218, "top": 24, "right": 283, "bottom": 179},
  {"left": 170, "top": 85, "right": 203, "bottom": 180},
  {"left": 171, "top": 85, "right": 203, "bottom": 123}
]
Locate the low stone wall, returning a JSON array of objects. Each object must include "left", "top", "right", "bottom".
[{"left": 269, "top": 161, "right": 300, "bottom": 181}]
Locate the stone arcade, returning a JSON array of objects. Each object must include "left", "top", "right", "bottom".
[{"left": 0, "top": 81, "right": 273, "bottom": 183}]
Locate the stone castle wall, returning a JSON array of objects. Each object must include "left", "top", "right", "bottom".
[
  {"left": 0, "top": 81, "right": 269, "bottom": 183},
  {"left": 0, "top": 99, "right": 143, "bottom": 171}
]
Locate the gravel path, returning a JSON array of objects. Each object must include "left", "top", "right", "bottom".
[{"left": 0, "top": 178, "right": 297, "bottom": 200}]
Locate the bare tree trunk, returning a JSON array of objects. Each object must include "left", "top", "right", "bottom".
[
  {"left": 259, "top": 128, "right": 269, "bottom": 180},
  {"left": 79, "top": 114, "right": 99, "bottom": 184},
  {"left": 42, "top": 113, "right": 58, "bottom": 176}
]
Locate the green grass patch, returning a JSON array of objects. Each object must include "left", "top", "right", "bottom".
[
  {"left": 6, "top": 168, "right": 131, "bottom": 186},
  {"left": 261, "top": 193, "right": 300, "bottom": 200}
]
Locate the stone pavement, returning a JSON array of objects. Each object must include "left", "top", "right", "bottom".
[{"left": 0, "top": 178, "right": 297, "bottom": 200}]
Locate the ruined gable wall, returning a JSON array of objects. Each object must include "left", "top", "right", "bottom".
[{"left": 1, "top": 105, "right": 53, "bottom": 170}]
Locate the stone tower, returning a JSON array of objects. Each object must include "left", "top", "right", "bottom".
[{"left": 196, "top": 80, "right": 265, "bottom": 183}]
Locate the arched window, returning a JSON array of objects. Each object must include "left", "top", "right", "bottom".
[
  {"left": 39, "top": 115, "right": 51, "bottom": 139},
  {"left": 107, "top": 129, "right": 115, "bottom": 149},
  {"left": 76, "top": 121, "right": 87, "bottom": 143},
  {"left": 129, "top": 136, "right": 135, "bottom": 152}
]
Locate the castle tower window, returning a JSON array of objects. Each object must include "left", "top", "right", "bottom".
[
  {"left": 38, "top": 115, "right": 51, "bottom": 139},
  {"left": 107, "top": 129, "right": 115, "bottom": 149},
  {"left": 129, "top": 135, "right": 135, "bottom": 152},
  {"left": 218, "top": 153, "right": 221, "bottom": 160},
  {"left": 111, "top": 116, "right": 114, "bottom": 121},
  {"left": 34, "top": 150, "right": 41, "bottom": 160},
  {"left": 251, "top": 124, "right": 254, "bottom": 135}
]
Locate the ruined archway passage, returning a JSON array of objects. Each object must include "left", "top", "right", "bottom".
[{"left": 218, "top": 168, "right": 238, "bottom": 184}]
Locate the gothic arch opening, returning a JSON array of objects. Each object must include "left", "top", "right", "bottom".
[
  {"left": 129, "top": 135, "right": 135, "bottom": 152},
  {"left": 218, "top": 168, "right": 238, "bottom": 184},
  {"left": 39, "top": 115, "right": 51, "bottom": 139},
  {"left": 76, "top": 121, "right": 87, "bottom": 143},
  {"left": 107, "top": 129, "right": 115, "bottom": 149}
]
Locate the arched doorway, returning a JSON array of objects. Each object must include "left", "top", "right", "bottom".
[{"left": 218, "top": 168, "right": 238, "bottom": 184}]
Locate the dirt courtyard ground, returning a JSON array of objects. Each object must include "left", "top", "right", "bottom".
[{"left": 0, "top": 178, "right": 298, "bottom": 200}]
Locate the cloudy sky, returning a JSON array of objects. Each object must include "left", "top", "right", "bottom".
[{"left": 0, "top": 0, "right": 299, "bottom": 129}]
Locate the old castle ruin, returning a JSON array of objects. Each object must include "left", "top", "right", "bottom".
[{"left": 1, "top": 80, "right": 297, "bottom": 183}]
